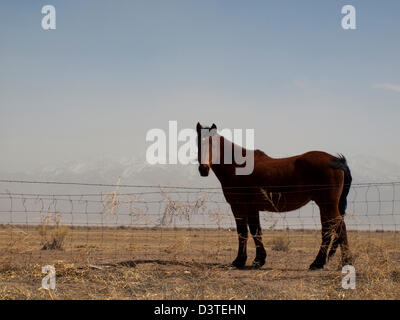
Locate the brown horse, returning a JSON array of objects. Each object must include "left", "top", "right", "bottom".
[{"left": 196, "top": 122, "right": 353, "bottom": 270}]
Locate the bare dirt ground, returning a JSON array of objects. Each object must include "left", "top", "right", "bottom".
[{"left": 0, "top": 226, "right": 399, "bottom": 299}]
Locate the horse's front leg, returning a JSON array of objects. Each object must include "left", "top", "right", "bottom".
[
  {"left": 231, "top": 207, "right": 248, "bottom": 269},
  {"left": 248, "top": 211, "right": 267, "bottom": 268}
]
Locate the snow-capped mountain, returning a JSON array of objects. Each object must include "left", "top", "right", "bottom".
[
  {"left": 1, "top": 154, "right": 400, "bottom": 193},
  {"left": 348, "top": 155, "right": 400, "bottom": 183},
  {"left": 0, "top": 154, "right": 218, "bottom": 196}
]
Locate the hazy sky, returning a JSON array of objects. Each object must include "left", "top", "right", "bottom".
[{"left": 1, "top": 0, "right": 399, "bottom": 172}]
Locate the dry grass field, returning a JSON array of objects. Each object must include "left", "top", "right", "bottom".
[{"left": 0, "top": 225, "right": 399, "bottom": 300}]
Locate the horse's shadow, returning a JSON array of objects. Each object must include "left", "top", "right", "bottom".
[
  {"left": 101, "top": 259, "right": 274, "bottom": 271},
  {"left": 100, "top": 260, "right": 336, "bottom": 277}
]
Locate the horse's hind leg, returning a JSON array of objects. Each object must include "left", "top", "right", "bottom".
[
  {"left": 327, "top": 221, "right": 341, "bottom": 260},
  {"left": 310, "top": 204, "right": 340, "bottom": 270},
  {"left": 231, "top": 206, "right": 248, "bottom": 269},
  {"left": 327, "top": 217, "right": 353, "bottom": 266},
  {"left": 248, "top": 211, "right": 267, "bottom": 268},
  {"left": 338, "top": 219, "right": 353, "bottom": 266}
]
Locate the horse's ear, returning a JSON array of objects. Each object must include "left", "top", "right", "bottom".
[
  {"left": 196, "top": 122, "right": 202, "bottom": 132},
  {"left": 211, "top": 123, "right": 217, "bottom": 130}
]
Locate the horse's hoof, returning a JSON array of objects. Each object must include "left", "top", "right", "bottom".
[
  {"left": 252, "top": 259, "right": 265, "bottom": 269},
  {"left": 309, "top": 262, "right": 324, "bottom": 270},
  {"left": 231, "top": 258, "right": 246, "bottom": 269}
]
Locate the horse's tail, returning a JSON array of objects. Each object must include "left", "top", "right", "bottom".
[{"left": 331, "top": 154, "right": 352, "bottom": 216}]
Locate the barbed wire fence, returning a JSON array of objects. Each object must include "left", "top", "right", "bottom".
[{"left": 0, "top": 179, "right": 399, "bottom": 269}]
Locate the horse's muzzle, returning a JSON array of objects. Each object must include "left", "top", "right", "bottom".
[{"left": 198, "top": 165, "right": 210, "bottom": 177}]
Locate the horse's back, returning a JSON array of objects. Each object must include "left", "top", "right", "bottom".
[
  {"left": 252, "top": 150, "right": 335, "bottom": 183},
  {"left": 249, "top": 150, "right": 345, "bottom": 209},
  {"left": 255, "top": 150, "right": 337, "bottom": 174}
]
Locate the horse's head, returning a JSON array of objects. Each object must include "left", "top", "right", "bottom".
[{"left": 196, "top": 122, "right": 217, "bottom": 177}]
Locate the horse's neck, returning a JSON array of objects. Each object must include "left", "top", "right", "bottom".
[{"left": 211, "top": 135, "right": 249, "bottom": 184}]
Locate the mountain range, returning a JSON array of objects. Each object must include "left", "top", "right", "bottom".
[{"left": 1, "top": 154, "right": 400, "bottom": 192}]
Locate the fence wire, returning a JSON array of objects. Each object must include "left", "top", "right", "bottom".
[{"left": 0, "top": 180, "right": 399, "bottom": 269}]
